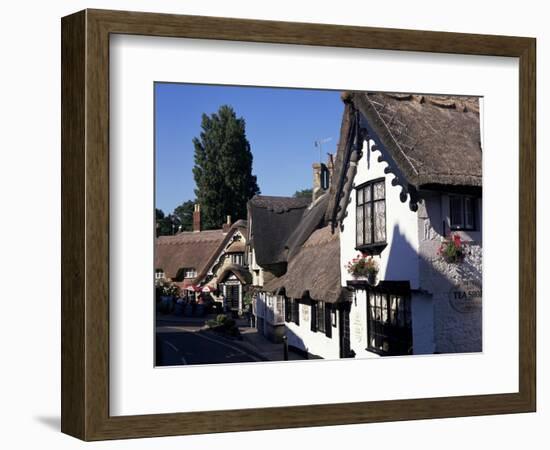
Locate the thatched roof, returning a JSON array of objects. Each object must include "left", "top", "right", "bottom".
[
  {"left": 155, "top": 220, "right": 247, "bottom": 283},
  {"left": 325, "top": 100, "right": 356, "bottom": 225},
  {"left": 226, "top": 240, "right": 245, "bottom": 253},
  {"left": 326, "top": 91, "right": 482, "bottom": 225},
  {"left": 264, "top": 226, "right": 345, "bottom": 303},
  {"left": 217, "top": 264, "right": 252, "bottom": 285},
  {"left": 285, "top": 193, "right": 329, "bottom": 259},
  {"left": 248, "top": 195, "right": 310, "bottom": 266},
  {"left": 193, "top": 220, "right": 247, "bottom": 283},
  {"left": 352, "top": 92, "right": 481, "bottom": 187}
]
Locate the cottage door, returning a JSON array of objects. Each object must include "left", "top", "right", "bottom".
[
  {"left": 339, "top": 302, "right": 351, "bottom": 358},
  {"left": 226, "top": 284, "right": 240, "bottom": 310}
]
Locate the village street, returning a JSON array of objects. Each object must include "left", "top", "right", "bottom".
[{"left": 156, "top": 315, "right": 305, "bottom": 366}]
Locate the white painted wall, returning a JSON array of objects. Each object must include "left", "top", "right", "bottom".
[
  {"left": 348, "top": 291, "right": 381, "bottom": 359},
  {"left": 285, "top": 303, "right": 340, "bottom": 360},
  {"left": 348, "top": 289, "right": 435, "bottom": 356},
  {"left": 248, "top": 247, "right": 265, "bottom": 287},
  {"left": 340, "top": 139, "right": 483, "bottom": 355},
  {"left": 340, "top": 139, "right": 420, "bottom": 288}
]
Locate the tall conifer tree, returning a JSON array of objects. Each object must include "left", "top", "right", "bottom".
[{"left": 192, "top": 105, "right": 260, "bottom": 229}]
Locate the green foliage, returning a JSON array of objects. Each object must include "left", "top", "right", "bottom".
[
  {"left": 243, "top": 292, "right": 253, "bottom": 306},
  {"left": 438, "top": 233, "right": 465, "bottom": 263},
  {"left": 192, "top": 105, "right": 260, "bottom": 229},
  {"left": 216, "top": 314, "right": 228, "bottom": 325},
  {"left": 156, "top": 208, "right": 180, "bottom": 236},
  {"left": 293, "top": 188, "right": 313, "bottom": 200},
  {"left": 155, "top": 279, "right": 180, "bottom": 297},
  {"left": 205, "top": 313, "right": 240, "bottom": 337},
  {"left": 173, "top": 200, "right": 195, "bottom": 232}
]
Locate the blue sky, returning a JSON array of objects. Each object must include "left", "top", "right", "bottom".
[{"left": 155, "top": 83, "right": 344, "bottom": 214}]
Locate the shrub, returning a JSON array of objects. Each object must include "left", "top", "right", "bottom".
[{"left": 205, "top": 314, "right": 241, "bottom": 338}]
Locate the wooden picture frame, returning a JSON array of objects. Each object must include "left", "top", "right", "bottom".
[{"left": 61, "top": 9, "right": 536, "bottom": 441}]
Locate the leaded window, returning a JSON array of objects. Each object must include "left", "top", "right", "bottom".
[
  {"left": 367, "top": 290, "right": 412, "bottom": 356},
  {"left": 356, "top": 179, "right": 386, "bottom": 248}
]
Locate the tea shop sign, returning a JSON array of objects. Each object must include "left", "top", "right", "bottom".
[{"left": 448, "top": 282, "right": 482, "bottom": 313}]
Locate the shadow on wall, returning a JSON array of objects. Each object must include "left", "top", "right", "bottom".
[
  {"left": 380, "top": 222, "right": 419, "bottom": 283},
  {"left": 284, "top": 325, "right": 322, "bottom": 359},
  {"left": 383, "top": 223, "right": 482, "bottom": 354}
]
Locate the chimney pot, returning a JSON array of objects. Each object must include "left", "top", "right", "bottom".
[
  {"left": 223, "top": 215, "right": 232, "bottom": 233},
  {"left": 312, "top": 162, "right": 323, "bottom": 202},
  {"left": 193, "top": 204, "right": 201, "bottom": 232}
]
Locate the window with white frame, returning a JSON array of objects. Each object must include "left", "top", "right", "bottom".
[
  {"left": 449, "top": 195, "right": 477, "bottom": 231},
  {"left": 183, "top": 268, "right": 197, "bottom": 278},
  {"left": 155, "top": 269, "right": 164, "bottom": 280},
  {"left": 230, "top": 252, "right": 244, "bottom": 265}
]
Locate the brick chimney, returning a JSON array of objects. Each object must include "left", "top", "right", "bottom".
[
  {"left": 193, "top": 204, "right": 201, "bottom": 232},
  {"left": 223, "top": 215, "right": 232, "bottom": 233},
  {"left": 312, "top": 154, "right": 334, "bottom": 202},
  {"left": 312, "top": 162, "right": 322, "bottom": 201}
]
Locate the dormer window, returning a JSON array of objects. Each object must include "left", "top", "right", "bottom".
[
  {"left": 183, "top": 268, "right": 197, "bottom": 278},
  {"left": 450, "top": 195, "right": 476, "bottom": 231},
  {"left": 356, "top": 179, "right": 387, "bottom": 253},
  {"left": 155, "top": 269, "right": 165, "bottom": 280}
]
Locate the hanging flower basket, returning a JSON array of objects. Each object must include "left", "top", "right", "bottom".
[
  {"left": 438, "top": 233, "right": 465, "bottom": 264},
  {"left": 346, "top": 253, "right": 379, "bottom": 285}
]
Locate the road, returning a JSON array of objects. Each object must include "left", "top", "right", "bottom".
[{"left": 156, "top": 326, "right": 260, "bottom": 366}]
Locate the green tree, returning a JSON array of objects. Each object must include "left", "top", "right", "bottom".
[
  {"left": 155, "top": 208, "right": 180, "bottom": 236},
  {"left": 192, "top": 105, "right": 260, "bottom": 229},
  {"left": 173, "top": 200, "right": 195, "bottom": 232},
  {"left": 293, "top": 188, "right": 313, "bottom": 200}
]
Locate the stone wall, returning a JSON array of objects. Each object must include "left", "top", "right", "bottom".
[{"left": 417, "top": 193, "right": 482, "bottom": 354}]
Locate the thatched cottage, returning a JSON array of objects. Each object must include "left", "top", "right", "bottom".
[
  {"left": 330, "top": 91, "right": 483, "bottom": 357},
  {"left": 257, "top": 91, "right": 483, "bottom": 359},
  {"left": 252, "top": 160, "right": 354, "bottom": 358},
  {"left": 247, "top": 195, "right": 311, "bottom": 342},
  {"left": 155, "top": 205, "right": 250, "bottom": 312}
]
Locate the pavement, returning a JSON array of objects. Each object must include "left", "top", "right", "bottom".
[
  {"left": 156, "top": 313, "right": 306, "bottom": 364},
  {"left": 239, "top": 328, "right": 306, "bottom": 361}
]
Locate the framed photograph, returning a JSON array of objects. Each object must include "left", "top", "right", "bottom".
[{"left": 61, "top": 9, "right": 536, "bottom": 441}]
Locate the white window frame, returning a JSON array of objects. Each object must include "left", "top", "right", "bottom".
[
  {"left": 183, "top": 268, "right": 197, "bottom": 278},
  {"left": 154, "top": 269, "right": 164, "bottom": 280}
]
